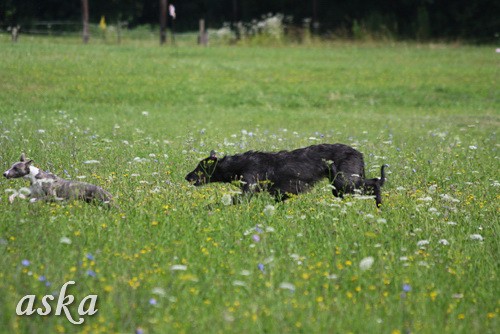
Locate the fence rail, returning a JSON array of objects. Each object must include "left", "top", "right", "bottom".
[
  {"left": 1, "top": 21, "right": 84, "bottom": 36},
  {"left": 0, "top": 20, "right": 146, "bottom": 43}
]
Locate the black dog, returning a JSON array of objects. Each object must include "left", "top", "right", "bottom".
[{"left": 185, "top": 144, "right": 387, "bottom": 207}]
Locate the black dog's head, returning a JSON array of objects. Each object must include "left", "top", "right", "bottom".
[
  {"left": 3, "top": 154, "right": 33, "bottom": 179},
  {"left": 185, "top": 150, "right": 219, "bottom": 186}
]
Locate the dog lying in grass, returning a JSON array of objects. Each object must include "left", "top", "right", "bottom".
[
  {"left": 185, "top": 144, "right": 387, "bottom": 207},
  {"left": 3, "top": 154, "right": 113, "bottom": 206}
]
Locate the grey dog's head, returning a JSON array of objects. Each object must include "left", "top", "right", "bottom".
[{"left": 3, "top": 154, "right": 33, "bottom": 179}]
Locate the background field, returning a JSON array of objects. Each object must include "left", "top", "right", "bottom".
[{"left": 0, "top": 37, "right": 498, "bottom": 333}]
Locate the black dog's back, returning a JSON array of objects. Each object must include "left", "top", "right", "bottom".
[
  {"left": 185, "top": 144, "right": 386, "bottom": 206},
  {"left": 254, "top": 144, "right": 364, "bottom": 196}
]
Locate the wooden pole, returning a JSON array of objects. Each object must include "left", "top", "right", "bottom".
[
  {"left": 11, "top": 26, "right": 20, "bottom": 42},
  {"left": 232, "top": 0, "right": 240, "bottom": 40},
  {"left": 198, "top": 19, "right": 208, "bottom": 46},
  {"left": 117, "top": 20, "right": 122, "bottom": 44},
  {"left": 160, "top": 0, "right": 168, "bottom": 45},
  {"left": 232, "top": 0, "right": 238, "bottom": 22},
  {"left": 82, "top": 0, "right": 89, "bottom": 44},
  {"left": 312, "top": 0, "right": 319, "bottom": 33}
]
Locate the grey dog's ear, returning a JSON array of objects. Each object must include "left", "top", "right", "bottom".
[
  {"left": 20, "top": 153, "right": 26, "bottom": 162},
  {"left": 209, "top": 150, "right": 217, "bottom": 159}
]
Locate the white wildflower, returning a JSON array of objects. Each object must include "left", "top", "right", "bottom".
[
  {"left": 417, "top": 240, "right": 430, "bottom": 247},
  {"left": 83, "top": 160, "right": 100, "bottom": 164},
  {"left": 263, "top": 256, "right": 274, "bottom": 264},
  {"left": 223, "top": 311, "right": 235, "bottom": 322},
  {"left": 263, "top": 204, "right": 275, "bottom": 216},
  {"left": 428, "top": 207, "right": 440, "bottom": 215},
  {"left": 439, "top": 194, "right": 460, "bottom": 203},
  {"left": 170, "top": 265, "right": 187, "bottom": 271},
  {"left": 59, "top": 237, "right": 72, "bottom": 245},
  {"left": 359, "top": 256, "right": 375, "bottom": 271},
  {"left": 469, "top": 234, "right": 484, "bottom": 241},
  {"left": 232, "top": 280, "right": 247, "bottom": 287},
  {"left": 221, "top": 194, "right": 232, "bottom": 206},
  {"left": 279, "top": 282, "right": 295, "bottom": 291},
  {"left": 438, "top": 239, "right": 450, "bottom": 245},
  {"left": 152, "top": 287, "right": 166, "bottom": 297},
  {"left": 132, "top": 157, "right": 149, "bottom": 163}
]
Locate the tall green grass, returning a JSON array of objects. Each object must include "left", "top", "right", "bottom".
[{"left": 0, "top": 37, "right": 498, "bottom": 333}]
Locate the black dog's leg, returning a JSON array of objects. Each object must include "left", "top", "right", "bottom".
[
  {"left": 362, "top": 165, "right": 387, "bottom": 207},
  {"left": 362, "top": 178, "right": 382, "bottom": 207},
  {"left": 232, "top": 174, "right": 258, "bottom": 204},
  {"left": 363, "top": 179, "right": 381, "bottom": 206},
  {"left": 328, "top": 163, "right": 342, "bottom": 198},
  {"left": 273, "top": 191, "right": 289, "bottom": 202},
  {"left": 329, "top": 164, "right": 356, "bottom": 199}
]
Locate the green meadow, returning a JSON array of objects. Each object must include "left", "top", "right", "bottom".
[{"left": 0, "top": 37, "right": 498, "bottom": 333}]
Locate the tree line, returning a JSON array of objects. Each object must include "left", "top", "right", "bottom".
[{"left": 1, "top": 0, "right": 498, "bottom": 42}]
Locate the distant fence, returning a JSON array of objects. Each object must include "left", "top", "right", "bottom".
[
  {"left": 1, "top": 20, "right": 206, "bottom": 45},
  {"left": 2, "top": 21, "right": 83, "bottom": 36},
  {"left": 0, "top": 21, "right": 171, "bottom": 44}
]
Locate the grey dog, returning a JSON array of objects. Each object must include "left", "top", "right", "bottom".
[{"left": 3, "top": 154, "right": 113, "bottom": 206}]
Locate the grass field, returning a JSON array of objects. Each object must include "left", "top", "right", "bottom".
[{"left": 0, "top": 37, "right": 498, "bottom": 333}]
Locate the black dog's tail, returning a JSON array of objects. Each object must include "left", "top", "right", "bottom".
[
  {"left": 378, "top": 164, "right": 387, "bottom": 187},
  {"left": 363, "top": 164, "right": 388, "bottom": 207}
]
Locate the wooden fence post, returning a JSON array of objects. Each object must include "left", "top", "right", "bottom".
[
  {"left": 160, "top": 0, "right": 168, "bottom": 45},
  {"left": 82, "top": 0, "right": 89, "bottom": 44},
  {"left": 11, "top": 26, "right": 20, "bottom": 42},
  {"left": 198, "top": 19, "right": 208, "bottom": 46}
]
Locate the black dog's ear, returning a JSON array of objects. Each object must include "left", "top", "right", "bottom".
[
  {"left": 209, "top": 150, "right": 217, "bottom": 160},
  {"left": 20, "top": 153, "right": 26, "bottom": 162}
]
